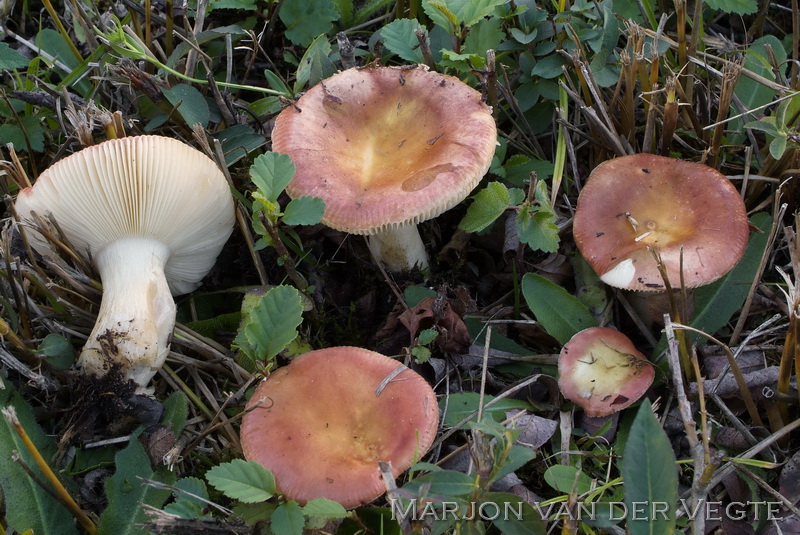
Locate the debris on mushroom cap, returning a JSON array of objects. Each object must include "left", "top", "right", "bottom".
[
  {"left": 572, "top": 154, "right": 750, "bottom": 292},
  {"left": 271, "top": 65, "right": 497, "bottom": 235},
  {"left": 14, "top": 136, "right": 235, "bottom": 389},
  {"left": 558, "top": 327, "right": 655, "bottom": 418},
  {"left": 240, "top": 346, "right": 439, "bottom": 509}
]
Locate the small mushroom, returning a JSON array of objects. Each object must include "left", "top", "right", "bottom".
[
  {"left": 240, "top": 346, "right": 439, "bottom": 508},
  {"left": 573, "top": 154, "right": 749, "bottom": 292},
  {"left": 14, "top": 136, "right": 235, "bottom": 390},
  {"left": 558, "top": 327, "right": 655, "bottom": 418},
  {"left": 271, "top": 65, "right": 497, "bottom": 271}
]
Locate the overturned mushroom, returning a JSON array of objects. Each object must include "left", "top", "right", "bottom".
[
  {"left": 240, "top": 346, "right": 439, "bottom": 508},
  {"left": 14, "top": 136, "right": 235, "bottom": 390},
  {"left": 271, "top": 65, "right": 497, "bottom": 271},
  {"left": 558, "top": 327, "right": 655, "bottom": 418}
]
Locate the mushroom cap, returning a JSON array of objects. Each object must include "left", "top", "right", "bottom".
[
  {"left": 14, "top": 136, "right": 235, "bottom": 295},
  {"left": 558, "top": 327, "right": 655, "bottom": 418},
  {"left": 240, "top": 346, "right": 439, "bottom": 509},
  {"left": 271, "top": 65, "right": 497, "bottom": 235},
  {"left": 572, "top": 154, "right": 749, "bottom": 292}
]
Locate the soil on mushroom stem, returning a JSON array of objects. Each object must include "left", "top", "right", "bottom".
[{"left": 52, "top": 365, "right": 143, "bottom": 450}]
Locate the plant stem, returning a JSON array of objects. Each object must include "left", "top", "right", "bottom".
[{"left": 2, "top": 407, "right": 98, "bottom": 535}]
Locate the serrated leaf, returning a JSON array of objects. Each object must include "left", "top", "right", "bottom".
[
  {"left": 250, "top": 152, "right": 295, "bottom": 204},
  {"left": 173, "top": 476, "right": 210, "bottom": 504},
  {"left": 516, "top": 205, "right": 560, "bottom": 253},
  {"left": 0, "top": 381, "right": 78, "bottom": 535},
  {"left": 282, "top": 196, "right": 325, "bottom": 226},
  {"left": 206, "top": 459, "right": 276, "bottom": 503},
  {"left": 234, "top": 285, "right": 304, "bottom": 367},
  {"left": 162, "top": 83, "right": 210, "bottom": 128},
  {"left": 0, "top": 42, "right": 30, "bottom": 69},
  {"left": 622, "top": 399, "right": 678, "bottom": 535},
  {"left": 280, "top": 0, "right": 338, "bottom": 47},
  {"left": 380, "top": 19, "right": 426, "bottom": 63},
  {"left": 422, "top": 0, "right": 460, "bottom": 32},
  {"left": 272, "top": 501, "right": 305, "bottom": 535},
  {"left": 459, "top": 181, "right": 510, "bottom": 233},
  {"left": 303, "top": 498, "right": 350, "bottom": 519},
  {"left": 521, "top": 273, "right": 597, "bottom": 344},
  {"left": 98, "top": 432, "right": 176, "bottom": 535},
  {"left": 418, "top": 328, "right": 439, "bottom": 345},
  {"left": 459, "top": 0, "right": 510, "bottom": 27}
]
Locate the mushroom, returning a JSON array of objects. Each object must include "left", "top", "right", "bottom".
[
  {"left": 572, "top": 154, "right": 749, "bottom": 292},
  {"left": 271, "top": 65, "right": 497, "bottom": 271},
  {"left": 14, "top": 136, "right": 235, "bottom": 390},
  {"left": 558, "top": 327, "right": 654, "bottom": 418},
  {"left": 240, "top": 346, "right": 439, "bottom": 508}
]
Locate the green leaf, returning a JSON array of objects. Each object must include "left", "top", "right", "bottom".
[
  {"left": 705, "top": 0, "right": 757, "bottom": 14},
  {"left": 769, "top": 135, "right": 788, "bottom": 160},
  {"left": 441, "top": 392, "right": 532, "bottom": 427},
  {"left": 463, "top": 17, "right": 505, "bottom": 56},
  {"left": 272, "top": 501, "right": 305, "bottom": 535},
  {"left": 460, "top": 0, "right": 511, "bottom": 27},
  {"left": 418, "top": 328, "right": 439, "bottom": 345},
  {"left": 279, "top": 0, "right": 339, "bottom": 47},
  {"left": 0, "top": 115, "right": 46, "bottom": 153},
  {"left": 516, "top": 205, "right": 560, "bottom": 253},
  {"left": 0, "top": 42, "right": 30, "bottom": 69},
  {"left": 622, "top": 399, "right": 678, "bottom": 535},
  {"left": 162, "top": 83, "right": 210, "bottom": 128},
  {"left": 731, "top": 35, "right": 786, "bottom": 139},
  {"left": 294, "top": 34, "right": 336, "bottom": 90},
  {"left": 405, "top": 470, "right": 476, "bottom": 496},
  {"left": 35, "top": 333, "right": 74, "bottom": 369},
  {"left": 250, "top": 152, "right": 295, "bottom": 205},
  {"left": 531, "top": 54, "right": 566, "bottom": 79},
  {"left": 164, "top": 477, "right": 210, "bottom": 519},
  {"left": 482, "top": 492, "right": 547, "bottom": 535},
  {"left": 282, "top": 196, "right": 326, "bottom": 226},
  {"left": 690, "top": 213, "right": 772, "bottom": 339},
  {"left": 208, "top": 0, "right": 257, "bottom": 9},
  {"left": 234, "top": 285, "right": 304, "bottom": 368},
  {"left": 521, "top": 273, "right": 597, "bottom": 344},
  {"left": 98, "top": 432, "right": 176, "bottom": 535},
  {"left": 302, "top": 498, "right": 350, "bottom": 519},
  {"left": 0, "top": 380, "right": 79, "bottom": 535},
  {"left": 218, "top": 124, "right": 267, "bottom": 166},
  {"left": 160, "top": 391, "right": 189, "bottom": 436},
  {"left": 422, "top": 0, "right": 460, "bottom": 32},
  {"left": 380, "top": 19, "right": 427, "bottom": 63},
  {"left": 543, "top": 465, "right": 593, "bottom": 495},
  {"left": 459, "top": 181, "right": 510, "bottom": 233},
  {"left": 206, "top": 459, "right": 276, "bottom": 503},
  {"left": 263, "top": 69, "right": 293, "bottom": 97}
]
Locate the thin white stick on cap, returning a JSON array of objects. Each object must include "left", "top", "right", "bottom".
[
  {"left": 573, "top": 154, "right": 749, "bottom": 292},
  {"left": 272, "top": 65, "right": 497, "bottom": 271},
  {"left": 240, "top": 346, "right": 439, "bottom": 508},
  {"left": 14, "top": 136, "right": 235, "bottom": 390}
]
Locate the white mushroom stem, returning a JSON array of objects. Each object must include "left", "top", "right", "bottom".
[
  {"left": 77, "top": 237, "right": 176, "bottom": 391},
  {"left": 367, "top": 223, "right": 430, "bottom": 272}
]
